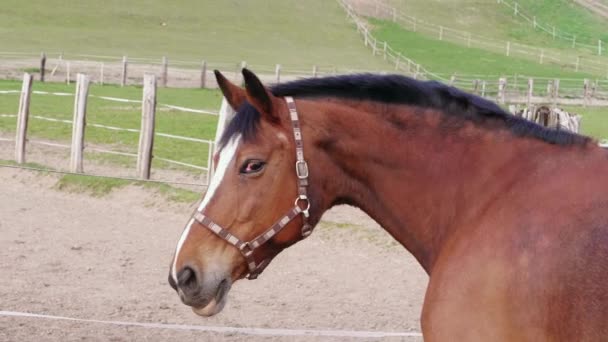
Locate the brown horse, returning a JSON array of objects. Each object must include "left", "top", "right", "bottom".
[{"left": 168, "top": 68, "right": 608, "bottom": 341}]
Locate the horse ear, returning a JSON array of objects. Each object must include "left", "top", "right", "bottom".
[
  {"left": 242, "top": 68, "right": 281, "bottom": 123},
  {"left": 214, "top": 70, "right": 246, "bottom": 110}
]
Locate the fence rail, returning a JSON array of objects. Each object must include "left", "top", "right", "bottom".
[
  {"left": 343, "top": 0, "right": 608, "bottom": 77},
  {"left": 0, "top": 72, "right": 236, "bottom": 186}
]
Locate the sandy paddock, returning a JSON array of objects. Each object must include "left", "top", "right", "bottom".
[{"left": 0, "top": 158, "right": 428, "bottom": 341}]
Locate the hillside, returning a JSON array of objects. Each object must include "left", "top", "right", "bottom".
[
  {"left": 0, "top": 0, "right": 389, "bottom": 71},
  {"left": 385, "top": 0, "right": 608, "bottom": 51}
]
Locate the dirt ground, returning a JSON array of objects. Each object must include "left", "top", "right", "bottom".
[{"left": 0, "top": 147, "right": 429, "bottom": 341}]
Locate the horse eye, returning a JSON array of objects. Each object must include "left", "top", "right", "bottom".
[{"left": 240, "top": 160, "right": 266, "bottom": 174}]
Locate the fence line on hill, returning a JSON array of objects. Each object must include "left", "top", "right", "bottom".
[
  {"left": 342, "top": 0, "right": 608, "bottom": 77},
  {"left": 498, "top": 0, "right": 603, "bottom": 51},
  {"left": 2, "top": 72, "right": 239, "bottom": 186}
]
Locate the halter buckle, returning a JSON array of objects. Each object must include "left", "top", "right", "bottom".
[
  {"left": 295, "top": 195, "right": 311, "bottom": 217},
  {"left": 295, "top": 160, "right": 309, "bottom": 179}
]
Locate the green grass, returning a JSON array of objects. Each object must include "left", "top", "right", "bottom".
[
  {"left": 371, "top": 20, "right": 595, "bottom": 79},
  {"left": 55, "top": 173, "right": 200, "bottom": 202},
  {"left": 387, "top": 0, "right": 608, "bottom": 52},
  {"left": 0, "top": 80, "right": 222, "bottom": 169},
  {"left": 0, "top": 0, "right": 389, "bottom": 71},
  {"left": 565, "top": 106, "right": 608, "bottom": 140}
]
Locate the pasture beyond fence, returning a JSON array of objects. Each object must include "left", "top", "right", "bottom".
[{"left": 343, "top": 0, "right": 608, "bottom": 79}]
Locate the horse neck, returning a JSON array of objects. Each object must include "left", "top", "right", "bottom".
[{"left": 301, "top": 99, "right": 581, "bottom": 274}]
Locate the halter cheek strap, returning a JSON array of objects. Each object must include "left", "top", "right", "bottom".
[{"left": 188, "top": 96, "right": 312, "bottom": 280}]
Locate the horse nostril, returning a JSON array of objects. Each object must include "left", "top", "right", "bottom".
[{"left": 177, "top": 266, "right": 199, "bottom": 293}]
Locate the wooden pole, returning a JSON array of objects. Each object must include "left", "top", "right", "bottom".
[
  {"left": 473, "top": 79, "right": 480, "bottom": 94},
  {"left": 527, "top": 78, "right": 533, "bottom": 108},
  {"left": 66, "top": 61, "right": 71, "bottom": 84},
  {"left": 312, "top": 65, "right": 318, "bottom": 77},
  {"left": 99, "top": 62, "right": 104, "bottom": 85},
  {"left": 572, "top": 36, "right": 576, "bottom": 48},
  {"left": 599, "top": 40, "right": 603, "bottom": 56},
  {"left": 395, "top": 52, "right": 401, "bottom": 70},
  {"left": 539, "top": 49, "right": 544, "bottom": 64},
  {"left": 575, "top": 57, "right": 580, "bottom": 72},
  {"left": 449, "top": 75, "right": 456, "bottom": 86},
  {"left": 553, "top": 79, "right": 560, "bottom": 105},
  {"left": 70, "top": 74, "right": 90, "bottom": 173},
  {"left": 161, "top": 56, "right": 168, "bottom": 87},
  {"left": 481, "top": 81, "right": 486, "bottom": 97},
  {"left": 15, "top": 73, "right": 33, "bottom": 164},
  {"left": 383, "top": 41, "right": 387, "bottom": 60},
  {"left": 137, "top": 75, "right": 157, "bottom": 180},
  {"left": 506, "top": 41, "right": 511, "bottom": 56},
  {"left": 200, "top": 60, "right": 207, "bottom": 88},
  {"left": 498, "top": 77, "right": 507, "bottom": 104},
  {"left": 40, "top": 52, "right": 46, "bottom": 82},
  {"left": 121, "top": 55, "right": 128, "bottom": 87},
  {"left": 584, "top": 78, "right": 590, "bottom": 106},
  {"left": 275, "top": 64, "right": 281, "bottom": 83}
]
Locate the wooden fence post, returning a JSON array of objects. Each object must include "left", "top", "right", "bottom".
[
  {"left": 235, "top": 61, "right": 246, "bottom": 85},
  {"left": 66, "top": 62, "right": 71, "bottom": 84},
  {"left": 584, "top": 79, "right": 590, "bottom": 106},
  {"left": 15, "top": 73, "right": 33, "bottom": 164},
  {"left": 100, "top": 62, "right": 104, "bottom": 85},
  {"left": 121, "top": 55, "right": 128, "bottom": 87},
  {"left": 506, "top": 41, "right": 511, "bottom": 56},
  {"left": 40, "top": 52, "right": 46, "bottom": 82},
  {"left": 161, "top": 56, "right": 168, "bottom": 87},
  {"left": 552, "top": 79, "right": 560, "bottom": 106},
  {"left": 383, "top": 41, "right": 388, "bottom": 60},
  {"left": 599, "top": 40, "right": 602, "bottom": 56},
  {"left": 137, "top": 74, "right": 157, "bottom": 180},
  {"left": 70, "top": 74, "right": 90, "bottom": 173},
  {"left": 200, "top": 60, "right": 207, "bottom": 88},
  {"left": 481, "top": 81, "right": 487, "bottom": 97},
  {"left": 473, "top": 79, "right": 480, "bottom": 94},
  {"left": 498, "top": 77, "right": 507, "bottom": 104},
  {"left": 395, "top": 53, "right": 403, "bottom": 70},
  {"left": 539, "top": 50, "right": 544, "bottom": 64},
  {"left": 527, "top": 78, "right": 534, "bottom": 108},
  {"left": 312, "top": 65, "right": 318, "bottom": 77},
  {"left": 449, "top": 75, "right": 456, "bottom": 86},
  {"left": 575, "top": 57, "right": 580, "bottom": 72},
  {"left": 275, "top": 64, "right": 281, "bottom": 83}
]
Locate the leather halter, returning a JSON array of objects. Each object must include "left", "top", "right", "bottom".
[{"left": 189, "top": 96, "right": 313, "bottom": 280}]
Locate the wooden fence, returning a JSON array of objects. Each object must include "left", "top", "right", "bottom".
[
  {"left": 8, "top": 72, "right": 236, "bottom": 186},
  {"left": 343, "top": 0, "right": 608, "bottom": 77}
]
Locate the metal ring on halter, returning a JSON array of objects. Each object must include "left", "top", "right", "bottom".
[
  {"left": 239, "top": 242, "right": 253, "bottom": 256},
  {"left": 295, "top": 195, "right": 311, "bottom": 217}
]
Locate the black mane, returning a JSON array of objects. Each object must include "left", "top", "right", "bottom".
[{"left": 219, "top": 73, "right": 591, "bottom": 149}]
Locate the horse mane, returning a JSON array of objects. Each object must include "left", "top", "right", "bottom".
[{"left": 219, "top": 73, "right": 592, "bottom": 149}]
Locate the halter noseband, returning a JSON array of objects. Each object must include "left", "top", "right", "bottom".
[{"left": 188, "top": 96, "right": 312, "bottom": 280}]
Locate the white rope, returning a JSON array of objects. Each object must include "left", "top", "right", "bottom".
[{"left": 0, "top": 310, "right": 422, "bottom": 338}]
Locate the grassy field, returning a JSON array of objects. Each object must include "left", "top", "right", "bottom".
[
  {"left": 0, "top": 80, "right": 223, "bottom": 170},
  {"left": 371, "top": 19, "right": 596, "bottom": 79},
  {"left": 386, "top": 0, "right": 608, "bottom": 52},
  {"left": 0, "top": 0, "right": 388, "bottom": 71}
]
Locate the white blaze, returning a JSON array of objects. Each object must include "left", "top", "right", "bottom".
[{"left": 171, "top": 135, "right": 242, "bottom": 282}]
